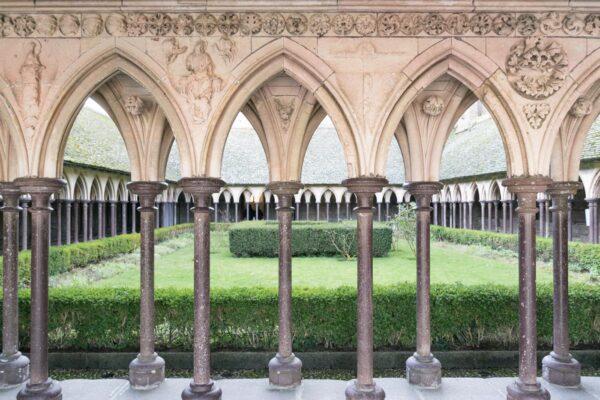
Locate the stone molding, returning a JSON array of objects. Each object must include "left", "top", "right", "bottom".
[{"left": 1, "top": 12, "right": 600, "bottom": 38}]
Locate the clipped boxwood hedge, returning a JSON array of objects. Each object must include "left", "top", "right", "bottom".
[
  {"left": 4, "top": 284, "right": 600, "bottom": 352},
  {"left": 0, "top": 223, "right": 193, "bottom": 286},
  {"left": 229, "top": 221, "right": 393, "bottom": 257},
  {"left": 431, "top": 226, "right": 600, "bottom": 278}
]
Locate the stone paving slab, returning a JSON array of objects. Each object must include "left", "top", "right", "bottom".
[{"left": 1, "top": 377, "right": 599, "bottom": 400}]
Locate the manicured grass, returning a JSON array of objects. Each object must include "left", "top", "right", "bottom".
[{"left": 53, "top": 232, "right": 592, "bottom": 289}]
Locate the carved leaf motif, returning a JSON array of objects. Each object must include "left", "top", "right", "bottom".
[
  {"left": 218, "top": 12, "right": 240, "bottom": 36},
  {"left": 148, "top": 13, "right": 173, "bottom": 36},
  {"left": 59, "top": 14, "right": 80, "bottom": 36},
  {"left": 378, "top": 13, "right": 401, "bottom": 36},
  {"left": 422, "top": 96, "right": 445, "bottom": 117},
  {"left": 584, "top": 14, "right": 600, "bottom": 35},
  {"left": 14, "top": 15, "right": 36, "bottom": 37},
  {"left": 423, "top": 13, "right": 445, "bottom": 35},
  {"left": 506, "top": 36, "right": 568, "bottom": 99},
  {"left": 516, "top": 14, "right": 539, "bottom": 36},
  {"left": 309, "top": 14, "right": 331, "bottom": 36},
  {"left": 240, "top": 13, "right": 262, "bottom": 35},
  {"left": 563, "top": 13, "right": 584, "bottom": 35},
  {"left": 470, "top": 14, "right": 492, "bottom": 35},
  {"left": 286, "top": 13, "right": 307, "bottom": 35},
  {"left": 355, "top": 14, "right": 376, "bottom": 36},
  {"left": 539, "top": 12, "right": 561, "bottom": 34},
  {"left": 173, "top": 14, "right": 194, "bottom": 35},
  {"left": 570, "top": 97, "right": 592, "bottom": 117},
  {"left": 82, "top": 14, "right": 103, "bottom": 37},
  {"left": 492, "top": 13, "right": 515, "bottom": 36},
  {"left": 446, "top": 14, "right": 469, "bottom": 35},
  {"left": 263, "top": 13, "right": 285, "bottom": 35},
  {"left": 399, "top": 14, "right": 422, "bottom": 35},
  {"left": 523, "top": 103, "right": 550, "bottom": 129},
  {"left": 105, "top": 14, "right": 127, "bottom": 36},
  {"left": 194, "top": 14, "right": 217, "bottom": 36},
  {"left": 333, "top": 14, "right": 354, "bottom": 35},
  {"left": 0, "top": 15, "right": 13, "bottom": 37},
  {"left": 126, "top": 13, "right": 148, "bottom": 36},
  {"left": 36, "top": 15, "right": 57, "bottom": 36}
]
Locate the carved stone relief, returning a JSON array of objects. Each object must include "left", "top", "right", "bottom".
[
  {"left": 148, "top": 13, "right": 173, "bottom": 36},
  {"left": 105, "top": 14, "right": 127, "bottom": 36},
  {"left": 82, "top": 14, "right": 103, "bottom": 37},
  {"left": 126, "top": 13, "right": 148, "bottom": 36},
  {"left": 355, "top": 14, "right": 376, "bottom": 36},
  {"left": 36, "top": 15, "right": 57, "bottom": 36},
  {"left": 506, "top": 36, "right": 568, "bottom": 100},
  {"left": 422, "top": 96, "right": 444, "bottom": 116},
  {"left": 274, "top": 97, "right": 295, "bottom": 132},
  {"left": 523, "top": 103, "right": 550, "bottom": 129},
  {"left": 173, "top": 14, "right": 194, "bottom": 35},
  {"left": 194, "top": 14, "right": 217, "bottom": 36},
  {"left": 218, "top": 13, "right": 239, "bottom": 36},
  {"left": 285, "top": 13, "right": 307, "bottom": 35},
  {"left": 163, "top": 38, "right": 223, "bottom": 123},
  {"left": 539, "top": 12, "right": 561, "bottom": 34},
  {"left": 585, "top": 14, "right": 600, "bottom": 35},
  {"left": 263, "top": 13, "right": 285, "bottom": 35},
  {"left": 333, "top": 14, "right": 354, "bottom": 35},
  {"left": 423, "top": 13, "right": 445, "bottom": 35},
  {"left": 59, "top": 14, "right": 80, "bottom": 36},
  {"left": 570, "top": 97, "right": 593, "bottom": 118},
  {"left": 19, "top": 40, "right": 45, "bottom": 136},
  {"left": 492, "top": 13, "right": 515, "bottom": 36},
  {"left": 0, "top": 15, "right": 13, "bottom": 37},
  {"left": 563, "top": 13, "right": 585, "bottom": 35},
  {"left": 516, "top": 14, "right": 538, "bottom": 36},
  {"left": 378, "top": 13, "right": 401, "bottom": 36},
  {"left": 214, "top": 34, "right": 237, "bottom": 64},
  {"left": 14, "top": 15, "right": 35, "bottom": 37},
  {"left": 124, "top": 96, "right": 145, "bottom": 116},
  {"left": 446, "top": 14, "right": 470, "bottom": 35},
  {"left": 240, "top": 13, "right": 262, "bottom": 35},
  {"left": 309, "top": 14, "right": 331, "bottom": 36}
]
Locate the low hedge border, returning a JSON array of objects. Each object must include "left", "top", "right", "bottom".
[
  {"left": 4, "top": 284, "right": 599, "bottom": 352},
  {"left": 431, "top": 226, "right": 600, "bottom": 278},
  {"left": 0, "top": 223, "right": 193, "bottom": 286},
  {"left": 229, "top": 221, "right": 393, "bottom": 257}
]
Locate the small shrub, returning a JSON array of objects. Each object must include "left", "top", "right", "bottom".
[{"left": 388, "top": 203, "right": 417, "bottom": 255}]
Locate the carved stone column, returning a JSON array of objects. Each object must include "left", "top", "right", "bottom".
[
  {"left": 545, "top": 200, "right": 551, "bottom": 238},
  {"left": 267, "top": 182, "right": 303, "bottom": 389},
  {"left": 20, "top": 198, "right": 29, "bottom": 251},
  {"left": 502, "top": 201, "right": 508, "bottom": 233},
  {"left": 127, "top": 182, "right": 167, "bottom": 390},
  {"left": 441, "top": 202, "right": 446, "bottom": 227},
  {"left": 404, "top": 182, "right": 443, "bottom": 389},
  {"left": 567, "top": 199, "right": 573, "bottom": 241},
  {"left": 587, "top": 199, "right": 598, "bottom": 243},
  {"left": 539, "top": 200, "right": 545, "bottom": 237},
  {"left": 81, "top": 201, "right": 88, "bottom": 242},
  {"left": 224, "top": 201, "right": 229, "bottom": 223},
  {"left": 110, "top": 201, "right": 117, "bottom": 237},
  {"left": 55, "top": 200, "right": 62, "bottom": 246},
  {"left": 0, "top": 183, "right": 29, "bottom": 388},
  {"left": 179, "top": 177, "right": 224, "bottom": 400},
  {"left": 509, "top": 200, "right": 514, "bottom": 233},
  {"left": 468, "top": 202, "right": 473, "bottom": 229},
  {"left": 542, "top": 182, "right": 581, "bottom": 387},
  {"left": 503, "top": 177, "right": 551, "bottom": 400},
  {"left": 98, "top": 201, "right": 105, "bottom": 239},
  {"left": 481, "top": 201, "right": 486, "bottom": 230},
  {"left": 122, "top": 201, "right": 128, "bottom": 234},
  {"left": 295, "top": 201, "right": 300, "bottom": 221},
  {"left": 15, "top": 177, "right": 65, "bottom": 400},
  {"left": 131, "top": 200, "right": 137, "bottom": 233},
  {"left": 337, "top": 202, "right": 342, "bottom": 222},
  {"left": 64, "top": 201, "right": 72, "bottom": 245},
  {"left": 343, "top": 177, "right": 387, "bottom": 400},
  {"left": 234, "top": 202, "right": 239, "bottom": 222},
  {"left": 432, "top": 202, "right": 438, "bottom": 226},
  {"left": 494, "top": 201, "right": 499, "bottom": 232},
  {"left": 73, "top": 201, "right": 79, "bottom": 244},
  {"left": 487, "top": 201, "right": 493, "bottom": 231}
]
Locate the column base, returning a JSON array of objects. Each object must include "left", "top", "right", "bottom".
[
  {"left": 406, "top": 353, "right": 442, "bottom": 388},
  {"left": 506, "top": 380, "right": 550, "bottom": 400},
  {"left": 268, "top": 353, "right": 302, "bottom": 389},
  {"left": 345, "top": 380, "right": 385, "bottom": 400},
  {"left": 129, "top": 353, "right": 165, "bottom": 390},
  {"left": 542, "top": 352, "right": 581, "bottom": 387},
  {"left": 0, "top": 352, "right": 30, "bottom": 389},
  {"left": 17, "top": 379, "right": 61, "bottom": 400},
  {"left": 181, "top": 380, "right": 222, "bottom": 400}
]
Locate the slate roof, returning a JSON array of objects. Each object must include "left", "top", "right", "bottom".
[{"left": 66, "top": 105, "right": 600, "bottom": 185}]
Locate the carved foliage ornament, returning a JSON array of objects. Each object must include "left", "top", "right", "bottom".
[
  {"left": 523, "top": 103, "right": 550, "bottom": 129},
  {"left": 506, "top": 36, "right": 568, "bottom": 100},
  {"left": 422, "top": 96, "right": 445, "bottom": 117},
  {"left": 570, "top": 97, "right": 592, "bottom": 118}
]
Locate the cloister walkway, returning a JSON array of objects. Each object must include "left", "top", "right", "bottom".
[{"left": 1, "top": 378, "right": 599, "bottom": 400}]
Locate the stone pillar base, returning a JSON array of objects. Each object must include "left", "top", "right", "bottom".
[
  {"left": 268, "top": 353, "right": 302, "bottom": 389},
  {"left": 506, "top": 380, "right": 550, "bottom": 400},
  {"left": 345, "top": 380, "right": 385, "bottom": 400},
  {"left": 406, "top": 354, "right": 442, "bottom": 388},
  {"left": 129, "top": 353, "right": 165, "bottom": 390},
  {"left": 0, "top": 353, "right": 29, "bottom": 389},
  {"left": 182, "top": 381, "right": 222, "bottom": 400},
  {"left": 17, "top": 379, "right": 61, "bottom": 400},
  {"left": 542, "top": 353, "right": 581, "bottom": 387}
]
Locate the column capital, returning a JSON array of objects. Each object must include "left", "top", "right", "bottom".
[
  {"left": 503, "top": 176, "right": 552, "bottom": 213},
  {"left": 127, "top": 181, "right": 167, "bottom": 209},
  {"left": 403, "top": 181, "right": 443, "bottom": 197},
  {"left": 547, "top": 181, "right": 581, "bottom": 198},
  {"left": 267, "top": 181, "right": 303, "bottom": 197},
  {"left": 178, "top": 177, "right": 224, "bottom": 208},
  {"left": 14, "top": 177, "right": 65, "bottom": 209},
  {"left": 0, "top": 182, "right": 21, "bottom": 208},
  {"left": 343, "top": 176, "right": 388, "bottom": 208}
]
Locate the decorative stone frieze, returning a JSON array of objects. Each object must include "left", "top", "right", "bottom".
[
  {"left": 523, "top": 103, "right": 551, "bottom": 129},
  {"left": 0, "top": 12, "right": 599, "bottom": 38},
  {"left": 422, "top": 96, "right": 445, "bottom": 117},
  {"left": 506, "top": 36, "right": 568, "bottom": 100},
  {"left": 570, "top": 97, "right": 593, "bottom": 118}
]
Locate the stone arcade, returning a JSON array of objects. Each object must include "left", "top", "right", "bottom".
[{"left": 1, "top": 1, "right": 600, "bottom": 399}]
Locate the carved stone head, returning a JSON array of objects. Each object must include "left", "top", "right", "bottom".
[{"left": 124, "top": 96, "right": 145, "bottom": 116}]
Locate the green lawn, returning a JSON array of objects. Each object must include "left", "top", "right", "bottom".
[{"left": 51, "top": 232, "right": 592, "bottom": 289}]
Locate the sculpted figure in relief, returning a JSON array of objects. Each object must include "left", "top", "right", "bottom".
[
  {"left": 570, "top": 97, "right": 593, "bottom": 118},
  {"left": 214, "top": 34, "right": 237, "bottom": 64},
  {"left": 20, "top": 41, "right": 45, "bottom": 134},
  {"left": 164, "top": 39, "right": 223, "bottom": 123},
  {"left": 274, "top": 97, "right": 295, "bottom": 132},
  {"left": 124, "top": 96, "right": 145, "bottom": 116},
  {"left": 422, "top": 96, "right": 445, "bottom": 117}
]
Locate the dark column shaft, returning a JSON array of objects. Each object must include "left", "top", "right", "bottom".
[
  {"left": 56, "top": 201, "right": 62, "bottom": 246},
  {"left": 65, "top": 201, "right": 72, "bottom": 245},
  {"left": 73, "top": 201, "right": 79, "bottom": 244},
  {"left": 122, "top": 202, "right": 128, "bottom": 234},
  {"left": 82, "top": 201, "right": 88, "bottom": 242},
  {"left": 110, "top": 202, "right": 117, "bottom": 237}
]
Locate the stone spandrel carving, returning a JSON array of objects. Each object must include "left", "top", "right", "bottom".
[
  {"left": 422, "top": 96, "right": 444, "bottom": 116},
  {"left": 286, "top": 13, "right": 308, "bottom": 35},
  {"left": 124, "top": 96, "right": 145, "bottom": 116},
  {"left": 523, "top": 103, "right": 550, "bottom": 129},
  {"left": 19, "top": 40, "right": 45, "bottom": 136},
  {"left": 14, "top": 15, "right": 36, "bottom": 37},
  {"left": 355, "top": 14, "right": 376, "bottom": 36},
  {"left": 506, "top": 36, "right": 568, "bottom": 100},
  {"left": 333, "top": 14, "right": 354, "bottom": 35},
  {"left": 36, "top": 15, "right": 57, "bottom": 36},
  {"left": 240, "top": 13, "right": 262, "bottom": 35},
  {"left": 309, "top": 13, "right": 331, "bottom": 36},
  {"left": 214, "top": 34, "right": 237, "bottom": 64},
  {"left": 516, "top": 14, "right": 539, "bottom": 36},
  {"left": 82, "top": 14, "right": 103, "bottom": 37},
  {"left": 423, "top": 13, "right": 445, "bottom": 35},
  {"left": 163, "top": 38, "right": 223, "bottom": 123},
  {"left": 446, "top": 13, "right": 469, "bottom": 35},
  {"left": 539, "top": 12, "right": 561, "bottom": 35},
  {"left": 274, "top": 97, "right": 295, "bottom": 132},
  {"left": 195, "top": 14, "right": 217, "bottom": 36},
  {"left": 0, "top": 15, "right": 14, "bottom": 37},
  {"left": 570, "top": 97, "right": 593, "bottom": 118},
  {"left": 127, "top": 13, "right": 148, "bottom": 36},
  {"left": 584, "top": 14, "right": 600, "bottom": 35},
  {"left": 59, "top": 14, "right": 80, "bottom": 36},
  {"left": 470, "top": 14, "right": 492, "bottom": 35},
  {"left": 563, "top": 13, "right": 585, "bottom": 35},
  {"left": 148, "top": 13, "right": 173, "bottom": 36},
  {"left": 105, "top": 14, "right": 127, "bottom": 36},
  {"left": 492, "top": 13, "right": 515, "bottom": 36},
  {"left": 378, "top": 13, "right": 401, "bottom": 36},
  {"left": 399, "top": 14, "right": 422, "bottom": 35},
  {"left": 173, "top": 14, "right": 194, "bottom": 35}
]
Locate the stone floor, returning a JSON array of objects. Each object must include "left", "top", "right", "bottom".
[{"left": 1, "top": 377, "right": 600, "bottom": 400}]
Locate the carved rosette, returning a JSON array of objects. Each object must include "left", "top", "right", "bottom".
[
  {"left": 570, "top": 97, "right": 593, "bottom": 118},
  {"left": 309, "top": 14, "right": 331, "bottom": 36},
  {"left": 218, "top": 12, "right": 240, "bottom": 36},
  {"left": 286, "top": 13, "right": 307, "bottom": 35},
  {"left": 240, "top": 13, "right": 262, "bottom": 35},
  {"left": 523, "top": 103, "right": 550, "bottom": 129},
  {"left": 333, "top": 14, "right": 355, "bottom": 35},
  {"left": 506, "top": 36, "right": 568, "bottom": 100},
  {"left": 492, "top": 13, "right": 515, "bottom": 36},
  {"left": 263, "top": 13, "right": 285, "bottom": 35},
  {"left": 422, "top": 96, "right": 445, "bottom": 117},
  {"left": 148, "top": 13, "right": 173, "bottom": 36},
  {"left": 194, "top": 13, "right": 217, "bottom": 36},
  {"left": 355, "top": 14, "right": 376, "bottom": 36}
]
